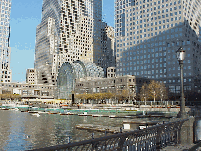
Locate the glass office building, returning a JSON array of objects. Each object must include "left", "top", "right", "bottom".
[
  {"left": 35, "top": 0, "right": 115, "bottom": 85},
  {"left": 115, "top": 0, "right": 201, "bottom": 98}
]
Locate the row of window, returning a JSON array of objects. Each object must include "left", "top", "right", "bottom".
[
  {"left": 117, "top": 73, "right": 193, "bottom": 84},
  {"left": 1, "top": 80, "right": 10, "bottom": 82},
  {"left": 116, "top": 15, "right": 182, "bottom": 31},
  {"left": 116, "top": 22, "right": 181, "bottom": 37},
  {"left": 1, "top": 75, "right": 10, "bottom": 78},
  {"left": 117, "top": 66, "right": 192, "bottom": 73},
  {"left": 117, "top": 33, "right": 191, "bottom": 52},
  {"left": 116, "top": 0, "right": 180, "bottom": 12}
]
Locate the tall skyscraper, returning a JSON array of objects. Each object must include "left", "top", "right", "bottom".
[
  {"left": 0, "top": 0, "right": 12, "bottom": 83},
  {"left": 95, "top": 25, "right": 116, "bottom": 76},
  {"left": 34, "top": 0, "right": 115, "bottom": 85},
  {"left": 115, "top": 0, "right": 201, "bottom": 97}
]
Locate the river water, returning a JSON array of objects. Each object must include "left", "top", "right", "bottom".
[
  {"left": 0, "top": 110, "right": 200, "bottom": 151},
  {"left": 0, "top": 110, "right": 124, "bottom": 150}
]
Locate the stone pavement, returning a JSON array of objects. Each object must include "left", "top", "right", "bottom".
[{"left": 161, "top": 144, "right": 201, "bottom": 151}]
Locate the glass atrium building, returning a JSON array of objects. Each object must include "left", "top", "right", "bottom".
[{"left": 57, "top": 60, "right": 104, "bottom": 99}]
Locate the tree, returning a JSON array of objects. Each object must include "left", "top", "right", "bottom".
[
  {"left": 103, "top": 92, "right": 114, "bottom": 100},
  {"left": 121, "top": 89, "right": 129, "bottom": 101},
  {"left": 139, "top": 83, "right": 149, "bottom": 101},
  {"left": 159, "top": 83, "right": 168, "bottom": 101},
  {"left": 148, "top": 80, "right": 161, "bottom": 102}
]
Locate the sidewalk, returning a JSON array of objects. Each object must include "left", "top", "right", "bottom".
[{"left": 161, "top": 144, "right": 201, "bottom": 151}]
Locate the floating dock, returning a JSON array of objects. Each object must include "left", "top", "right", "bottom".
[{"left": 75, "top": 124, "right": 123, "bottom": 133}]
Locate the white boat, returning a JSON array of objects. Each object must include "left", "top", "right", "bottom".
[
  {"left": 32, "top": 113, "right": 40, "bottom": 117},
  {"left": 2, "top": 103, "right": 16, "bottom": 108},
  {"left": 16, "top": 104, "right": 30, "bottom": 108},
  {"left": 38, "top": 111, "right": 49, "bottom": 114},
  {"left": 1, "top": 108, "right": 9, "bottom": 110},
  {"left": 9, "top": 108, "right": 19, "bottom": 111},
  {"left": 92, "top": 114, "right": 103, "bottom": 117},
  {"left": 15, "top": 108, "right": 19, "bottom": 111}
]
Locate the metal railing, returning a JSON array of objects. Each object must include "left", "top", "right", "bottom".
[
  {"left": 188, "top": 140, "right": 201, "bottom": 151},
  {"left": 132, "top": 100, "right": 179, "bottom": 106},
  {"left": 30, "top": 119, "right": 188, "bottom": 151}
]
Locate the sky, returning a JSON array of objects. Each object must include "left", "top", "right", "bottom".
[{"left": 10, "top": 0, "right": 114, "bottom": 82}]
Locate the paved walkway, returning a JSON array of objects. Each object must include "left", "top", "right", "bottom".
[{"left": 161, "top": 144, "right": 201, "bottom": 151}]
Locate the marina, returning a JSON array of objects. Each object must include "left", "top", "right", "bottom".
[{"left": 0, "top": 102, "right": 201, "bottom": 150}]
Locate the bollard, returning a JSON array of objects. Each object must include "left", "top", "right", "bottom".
[
  {"left": 92, "top": 133, "right": 94, "bottom": 139},
  {"left": 68, "top": 136, "right": 71, "bottom": 144},
  {"left": 120, "top": 127, "right": 122, "bottom": 133}
]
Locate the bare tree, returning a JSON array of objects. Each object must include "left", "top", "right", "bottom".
[
  {"left": 159, "top": 83, "right": 168, "bottom": 101},
  {"left": 139, "top": 83, "right": 149, "bottom": 101},
  {"left": 148, "top": 80, "right": 161, "bottom": 102}
]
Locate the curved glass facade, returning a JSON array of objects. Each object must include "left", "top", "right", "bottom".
[{"left": 57, "top": 60, "right": 104, "bottom": 99}]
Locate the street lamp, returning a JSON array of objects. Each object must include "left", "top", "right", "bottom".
[{"left": 176, "top": 47, "right": 186, "bottom": 118}]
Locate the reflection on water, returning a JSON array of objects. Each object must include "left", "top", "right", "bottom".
[
  {"left": 0, "top": 110, "right": 123, "bottom": 150},
  {"left": 0, "top": 110, "right": 200, "bottom": 151}
]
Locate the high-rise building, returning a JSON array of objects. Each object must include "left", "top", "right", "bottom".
[
  {"left": 34, "top": 0, "right": 115, "bottom": 85},
  {"left": 115, "top": 0, "right": 201, "bottom": 98},
  {"left": 26, "top": 69, "right": 37, "bottom": 84},
  {"left": 0, "top": 0, "right": 12, "bottom": 83},
  {"left": 95, "top": 25, "right": 116, "bottom": 76}
]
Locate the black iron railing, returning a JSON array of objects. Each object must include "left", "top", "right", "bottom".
[
  {"left": 188, "top": 140, "right": 201, "bottom": 151},
  {"left": 30, "top": 119, "right": 188, "bottom": 151}
]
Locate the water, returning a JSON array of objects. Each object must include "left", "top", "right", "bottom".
[
  {"left": 0, "top": 110, "right": 124, "bottom": 150},
  {"left": 0, "top": 110, "right": 200, "bottom": 150}
]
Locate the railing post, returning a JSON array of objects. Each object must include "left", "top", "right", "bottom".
[
  {"left": 68, "top": 136, "right": 71, "bottom": 144},
  {"left": 120, "top": 127, "right": 122, "bottom": 133},
  {"left": 117, "top": 136, "right": 126, "bottom": 150},
  {"left": 156, "top": 126, "right": 162, "bottom": 151},
  {"left": 177, "top": 128, "right": 180, "bottom": 144}
]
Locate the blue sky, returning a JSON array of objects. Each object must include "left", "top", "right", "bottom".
[{"left": 10, "top": 0, "right": 114, "bottom": 82}]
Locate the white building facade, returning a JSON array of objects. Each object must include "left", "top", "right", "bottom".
[
  {"left": 26, "top": 69, "right": 37, "bottom": 84},
  {"left": 0, "top": 0, "right": 12, "bottom": 83},
  {"left": 115, "top": 0, "right": 201, "bottom": 98}
]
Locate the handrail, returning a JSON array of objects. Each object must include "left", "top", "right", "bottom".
[{"left": 29, "top": 118, "right": 188, "bottom": 151}]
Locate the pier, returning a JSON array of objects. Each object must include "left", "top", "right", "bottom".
[{"left": 75, "top": 124, "right": 121, "bottom": 133}]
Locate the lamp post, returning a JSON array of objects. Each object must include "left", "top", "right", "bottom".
[{"left": 176, "top": 47, "right": 186, "bottom": 118}]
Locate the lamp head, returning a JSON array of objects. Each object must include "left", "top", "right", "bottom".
[{"left": 176, "top": 47, "right": 186, "bottom": 61}]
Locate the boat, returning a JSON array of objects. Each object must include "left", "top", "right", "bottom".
[
  {"left": 1, "top": 108, "right": 9, "bottom": 110},
  {"left": 60, "top": 112, "right": 74, "bottom": 115},
  {"left": 32, "top": 113, "right": 40, "bottom": 117},
  {"left": 38, "top": 111, "right": 49, "bottom": 114},
  {"left": 60, "top": 104, "right": 69, "bottom": 109},
  {"left": 78, "top": 112, "right": 92, "bottom": 116},
  {"left": 48, "top": 112, "right": 58, "bottom": 114},
  {"left": 15, "top": 108, "right": 19, "bottom": 111},
  {"left": 16, "top": 104, "right": 30, "bottom": 108},
  {"left": 92, "top": 114, "right": 103, "bottom": 117},
  {"left": 28, "top": 111, "right": 38, "bottom": 113}
]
